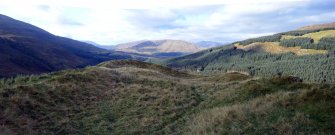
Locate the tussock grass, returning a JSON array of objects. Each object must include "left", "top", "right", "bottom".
[
  {"left": 0, "top": 60, "right": 334, "bottom": 134},
  {"left": 184, "top": 78, "right": 335, "bottom": 135}
]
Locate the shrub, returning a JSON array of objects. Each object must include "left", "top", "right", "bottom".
[
  {"left": 317, "top": 37, "right": 335, "bottom": 50},
  {"left": 237, "top": 34, "right": 282, "bottom": 45},
  {"left": 280, "top": 37, "right": 314, "bottom": 48}
]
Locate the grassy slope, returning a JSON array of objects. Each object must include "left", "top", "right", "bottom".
[
  {"left": 298, "top": 22, "right": 335, "bottom": 31},
  {"left": 0, "top": 60, "right": 334, "bottom": 134},
  {"left": 234, "top": 42, "right": 328, "bottom": 55},
  {"left": 281, "top": 30, "right": 335, "bottom": 43}
]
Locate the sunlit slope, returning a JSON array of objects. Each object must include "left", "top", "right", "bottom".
[
  {"left": 281, "top": 30, "right": 335, "bottom": 43},
  {"left": 234, "top": 42, "right": 328, "bottom": 55}
]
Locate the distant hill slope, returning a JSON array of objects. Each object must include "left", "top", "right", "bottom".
[
  {"left": 1, "top": 60, "right": 334, "bottom": 134},
  {"left": 84, "top": 41, "right": 116, "bottom": 50},
  {"left": 114, "top": 40, "right": 203, "bottom": 55},
  {"left": 0, "top": 14, "right": 131, "bottom": 77},
  {"left": 195, "top": 41, "right": 223, "bottom": 48},
  {"left": 298, "top": 22, "right": 335, "bottom": 31},
  {"left": 166, "top": 23, "right": 335, "bottom": 83}
]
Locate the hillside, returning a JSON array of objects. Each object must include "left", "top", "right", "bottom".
[
  {"left": 166, "top": 23, "right": 335, "bottom": 83},
  {"left": 298, "top": 22, "right": 335, "bottom": 31},
  {"left": 1, "top": 60, "right": 334, "bottom": 134},
  {"left": 0, "top": 14, "right": 131, "bottom": 78},
  {"left": 234, "top": 42, "right": 328, "bottom": 56},
  {"left": 114, "top": 40, "right": 203, "bottom": 56},
  {"left": 195, "top": 41, "right": 223, "bottom": 48}
]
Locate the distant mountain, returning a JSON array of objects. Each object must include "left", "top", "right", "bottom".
[
  {"left": 84, "top": 41, "right": 116, "bottom": 50},
  {"left": 84, "top": 41, "right": 101, "bottom": 46},
  {"left": 114, "top": 40, "right": 203, "bottom": 56},
  {"left": 97, "top": 45, "right": 115, "bottom": 50},
  {"left": 166, "top": 22, "right": 335, "bottom": 83},
  {"left": 0, "top": 14, "right": 130, "bottom": 77},
  {"left": 297, "top": 22, "right": 335, "bottom": 31},
  {"left": 195, "top": 41, "right": 222, "bottom": 48}
]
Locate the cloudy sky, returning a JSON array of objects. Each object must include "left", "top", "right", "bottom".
[{"left": 1, "top": 0, "right": 335, "bottom": 45}]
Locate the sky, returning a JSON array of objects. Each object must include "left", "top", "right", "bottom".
[{"left": 0, "top": 0, "right": 335, "bottom": 45}]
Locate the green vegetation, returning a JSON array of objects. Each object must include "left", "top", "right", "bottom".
[
  {"left": 280, "top": 37, "right": 314, "bottom": 47},
  {"left": 318, "top": 37, "right": 335, "bottom": 51},
  {"left": 0, "top": 60, "right": 334, "bottom": 134},
  {"left": 237, "top": 34, "right": 282, "bottom": 45},
  {"left": 280, "top": 37, "right": 335, "bottom": 51},
  {"left": 283, "top": 28, "right": 335, "bottom": 36},
  {"left": 167, "top": 45, "right": 335, "bottom": 83},
  {"left": 303, "top": 30, "right": 335, "bottom": 42},
  {"left": 166, "top": 29, "right": 335, "bottom": 83}
]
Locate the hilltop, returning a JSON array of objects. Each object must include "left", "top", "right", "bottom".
[
  {"left": 297, "top": 22, "right": 335, "bottom": 31},
  {"left": 1, "top": 60, "right": 334, "bottom": 134}
]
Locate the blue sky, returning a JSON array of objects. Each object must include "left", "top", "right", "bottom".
[{"left": 0, "top": 0, "right": 335, "bottom": 45}]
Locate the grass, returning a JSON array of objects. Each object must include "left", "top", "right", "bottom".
[
  {"left": 303, "top": 30, "right": 335, "bottom": 42},
  {"left": 281, "top": 30, "right": 335, "bottom": 43},
  {"left": 234, "top": 42, "right": 328, "bottom": 55},
  {"left": 183, "top": 78, "right": 334, "bottom": 135},
  {"left": 0, "top": 60, "right": 334, "bottom": 134},
  {"left": 235, "top": 30, "right": 335, "bottom": 55}
]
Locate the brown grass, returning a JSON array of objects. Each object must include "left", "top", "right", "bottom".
[
  {"left": 185, "top": 92, "right": 292, "bottom": 135},
  {"left": 281, "top": 30, "right": 335, "bottom": 43},
  {"left": 297, "top": 22, "right": 335, "bottom": 31},
  {"left": 1, "top": 60, "right": 334, "bottom": 134},
  {"left": 234, "top": 42, "right": 328, "bottom": 55}
]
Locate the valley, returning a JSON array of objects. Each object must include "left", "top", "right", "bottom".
[{"left": 0, "top": 7, "right": 335, "bottom": 135}]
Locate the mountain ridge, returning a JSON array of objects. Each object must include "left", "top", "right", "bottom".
[
  {"left": 195, "top": 41, "right": 223, "bottom": 48},
  {"left": 114, "top": 39, "right": 203, "bottom": 55},
  {"left": 297, "top": 22, "right": 335, "bottom": 31},
  {"left": 0, "top": 14, "right": 131, "bottom": 77}
]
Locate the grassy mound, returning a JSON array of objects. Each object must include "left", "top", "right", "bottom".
[{"left": 0, "top": 60, "right": 334, "bottom": 134}]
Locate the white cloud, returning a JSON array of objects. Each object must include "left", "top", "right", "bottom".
[
  {"left": 289, "top": 12, "right": 335, "bottom": 23},
  {"left": 1, "top": 0, "right": 334, "bottom": 45}
]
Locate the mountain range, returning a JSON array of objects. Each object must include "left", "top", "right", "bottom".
[
  {"left": 93, "top": 40, "right": 223, "bottom": 58},
  {"left": 113, "top": 40, "right": 203, "bottom": 56}
]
